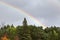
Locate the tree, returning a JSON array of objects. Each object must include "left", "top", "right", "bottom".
[
  {"left": 17, "top": 18, "right": 32, "bottom": 40},
  {"left": 23, "top": 18, "right": 27, "bottom": 26}
]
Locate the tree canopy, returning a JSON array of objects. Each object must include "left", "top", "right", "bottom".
[{"left": 0, "top": 18, "right": 60, "bottom": 40}]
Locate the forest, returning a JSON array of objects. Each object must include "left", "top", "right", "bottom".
[{"left": 0, "top": 18, "right": 60, "bottom": 40}]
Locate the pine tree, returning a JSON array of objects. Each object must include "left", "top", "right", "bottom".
[
  {"left": 22, "top": 18, "right": 32, "bottom": 40},
  {"left": 23, "top": 18, "right": 27, "bottom": 26},
  {"left": 23, "top": 18, "right": 28, "bottom": 31}
]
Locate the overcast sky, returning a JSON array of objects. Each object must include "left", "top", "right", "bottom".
[{"left": 0, "top": 0, "right": 60, "bottom": 27}]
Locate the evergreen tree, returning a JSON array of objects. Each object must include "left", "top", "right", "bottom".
[
  {"left": 22, "top": 18, "right": 32, "bottom": 40},
  {"left": 1, "top": 18, "right": 60, "bottom": 40},
  {"left": 17, "top": 18, "right": 32, "bottom": 40},
  {"left": 23, "top": 18, "right": 27, "bottom": 26}
]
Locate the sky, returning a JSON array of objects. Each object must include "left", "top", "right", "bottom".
[{"left": 0, "top": 0, "right": 60, "bottom": 27}]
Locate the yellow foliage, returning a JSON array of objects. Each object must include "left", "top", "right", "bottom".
[{"left": 1, "top": 34, "right": 9, "bottom": 40}]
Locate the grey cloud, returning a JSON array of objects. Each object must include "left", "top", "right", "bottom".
[
  {"left": 0, "top": 4, "right": 28, "bottom": 25},
  {"left": 0, "top": 0, "right": 60, "bottom": 26}
]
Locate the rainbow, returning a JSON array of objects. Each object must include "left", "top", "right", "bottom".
[{"left": 0, "top": 1, "right": 46, "bottom": 29}]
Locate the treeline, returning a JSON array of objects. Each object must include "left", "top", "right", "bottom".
[{"left": 0, "top": 18, "right": 60, "bottom": 40}]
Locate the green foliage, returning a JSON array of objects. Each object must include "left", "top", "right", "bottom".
[{"left": 0, "top": 18, "right": 60, "bottom": 40}]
